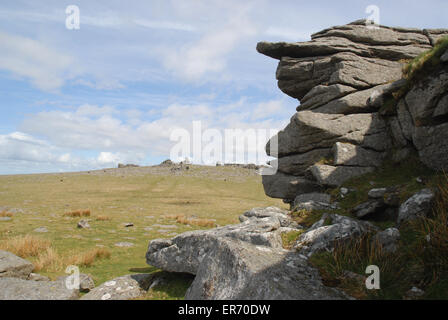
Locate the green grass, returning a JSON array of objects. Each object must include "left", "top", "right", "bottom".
[
  {"left": 404, "top": 36, "right": 448, "bottom": 82},
  {"left": 379, "top": 36, "right": 448, "bottom": 110},
  {"left": 0, "top": 165, "right": 285, "bottom": 299},
  {"left": 309, "top": 161, "right": 448, "bottom": 300},
  {"left": 327, "top": 155, "right": 438, "bottom": 226},
  {"left": 290, "top": 209, "right": 323, "bottom": 228},
  {"left": 281, "top": 229, "right": 304, "bottom": 249}
]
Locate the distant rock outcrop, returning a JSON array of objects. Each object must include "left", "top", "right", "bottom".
[
  {"left": 118, "top": 163, "right": 140, "bottom": 168},
  {"left": 257, "top": 20, "right": 448, "bottom": 202}
]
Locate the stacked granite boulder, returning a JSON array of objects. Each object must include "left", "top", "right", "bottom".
[{"left": 257, "top": 20, "right": 448, "bottom": 202}]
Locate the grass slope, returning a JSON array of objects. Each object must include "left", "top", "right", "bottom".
[
  {"left": 307, "top": 157, "right": 448, "bottom": 299},
  {"left": 0, "top": 165, "right": 285, "bottom": 299}
]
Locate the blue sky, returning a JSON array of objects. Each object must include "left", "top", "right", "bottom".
[{"left": 0, "top": 0, "right": 447, "bottom": 174}]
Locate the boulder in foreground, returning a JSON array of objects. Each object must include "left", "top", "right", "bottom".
[
  {"left": 146, "top": 207, "right": 349, "bottom": 300},
  {"left": 81, "top": 274, "right": 154, "bottom": 300},
  {"left": 0, "top": 250, "right": 34, "bottom": 280},
  {"left": 0, "top": 277, "right": 79, "bottom": 300}
]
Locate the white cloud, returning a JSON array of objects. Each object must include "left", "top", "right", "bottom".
[
  {"left": 16, "top": 100, "right": 288, "bottom": 169},
  {"left": 251, "top": 100, "right": 288, "bottom": 120},
  {"left": 134, "top": 18, "right": 196, "bottom": 32},
  {"left": 264, "top": 26, "right": 312, "bottom": 41},
  {"left": 75, "top": 104, "right": 117, "bottom": 116},
  {"left": 162, "top": 3, "right": 257, "bottom": 81},
  {"left": 0, "top": 31, "right": 75, "bottom": 91},
  {"left": 97, "top": 152, "right": 117, "bottom": 164},
  {"left": 97, "top": 151, "right": 144, "bottom": 166},
  {"left": 0, "top": 131, "right": 147, "bottom": 174},
  {"left": 0, "top": 132, "right": 56, "bottom": 163},
  {"left": 73, "top": 78, "right": 125, "bottom": 90}
]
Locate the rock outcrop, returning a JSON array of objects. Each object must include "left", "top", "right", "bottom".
[
  {"left": 294, "top": 213, "right": 378, "bottom": 257},
  {"left": 0, "top": 250, "right": 34, "bottom": 279},
  {"left": 146, "top": 207, "right": 349, "bottom": 300},
  {"left": 0, "top": 277, "right": 79, "bottom": 300},
  {"left": 258, "top": 20, "right": 448, "bottom": 202},
  {"left": 397, "top": 188, "right": 435, "bottom": 226},
  {"left": 81, "top": 274, "right": 154, "bottom": 300},
  {"left": 0, "top": 251, "right": 81, "bottom": 300}
]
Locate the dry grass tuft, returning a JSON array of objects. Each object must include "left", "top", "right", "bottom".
[
  {"left": 403, "top": 36, "right": 448, "bottom": 80},
  {"left": 0, "top": 235, "right": 51, "bottom": 258},
  {"left": 66, "top": 247, "right": 111, "bottom": 267},
  {"left": 311, "top": 173, "right": 448, "bottom": 299},
  {"left": 281, "top": 230, "right": 304, "bottom": 249},
  {"left": 64, "top": 209, "right": 91, "bottom": 217},
  {"left": 392, "top": 36, "right": 448, "bottom": 101},
  {"left": 34, "top": 247, "right": 62, "bottom": 272},
  {"left": 34, "top": 247, "right": 111, "bottom": 272},
  {"left": 96, "top": 215, "right": 111, "bottom": 221},
  {"left": 167, "top": 214, "right": 215, "bottom": 228},
  {"left": 290, "top": 209, "right": 323, "bottom": 228},
  {"left": 0, "top": 234, "right": 110, "bottom": 272},
  {"left": 0, "top": 211, "right": 13, "bottom": 218}
]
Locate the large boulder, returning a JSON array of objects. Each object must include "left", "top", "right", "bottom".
[
  {"left": 311, "top": 84, "right": 393, "bottom": 114},
  {"left": 412, "top": 122, "right": 448, "bottom": 171},
  {"left": 272, "top": 148, "right": 332, "bottom": 175},
  {"left": 293, "top": 192, "right": 337, "bottom": 211},
  {"left": 333, "top": 142, "right": 385, "bottom": 167},
  {"left": 397, "top": 189, "right": 435, "bottom": 225},
  {"left": 405, "top": 68, "right": 448, "bottom": 126},
  {"left": 146, "top": 207, "right": 349, "bottom": 300},
  {"left": 0, "top": 277, "right": 79, "bottom": 300},
  {"left": 372, "top": 228, "right": 400, "bottom": 253},
  {"left": 423, "top": 29, "right": 448, "bottom": 46},
  {"left": 310, "top": 164, "right": 375, "bottom": 187},
  {"left": 394, "top": 67, "right": 448, "bottom": 171},
  {"left": 0, "top": 250, "right": 34, "bottom": 280},
  {"left": 300, "top": 84, "right": 357, "bottom": 110},
  {"left": 267, "top": 111, "right": 391, "bottom": 157},
  {"left": 238, "top": 207, "right": 297, "bottom": 228},
  {"left": 258, "top": 20, "right": 448, "bottom": 204},
  {"left": 57, "top": 273, "right": 95, "bottom": 293},
  {"left": 294, "top": 214, "right": 378, "bottom": 257},
  {"left": 275, "top": 53, "right": 403, "bottom": 100},
  {"left": 262, "top": 172, "right": 322, "bottom": 200},
  {"left": 185, "top": 238, "right": 348, "bottom": 300},
  {"left": 146, "top": 208, "right": 290, "bottom": 274},
  {"left": 81, "top": 274, "right": 154, "bottom": 300},
  {"left": 257, "top": 31, "right": 430, "bottom": 62}
]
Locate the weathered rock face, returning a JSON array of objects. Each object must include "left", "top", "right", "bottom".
[
  {"left": 397, "top": 189, "right": 435, "bottom": 226},
  {"left": 259, "top": 20, "right": 448, "bottom": 202},
  {"left": 399, "top": 66, "right": 448, "bottom": 170},
  {"left": 81, "top": 274, "right": 154, "bottom": 300},
  {"left": 0, "top": 277, "right": 79, "bottom": 300},
  {"left": 0, "top": 250, "right": 34, "bottom": 280},
  {"left": 146, "top": 207, "right": 349, "bottom": 300},
  {"left": 57, "top": 273, "right": 95, "bottom": 293},
  {"left": 294, "top": 213, "right": 378, "bottom": 257},
  {"left": 373, "top": 228, "right": 400, "bottom": 253},
  {"left": 185, "top": 238, "right": 346, "bottom": 300}
]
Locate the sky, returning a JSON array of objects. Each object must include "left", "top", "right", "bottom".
[{"left": 0, "top": 0, "right": 447, "bottom": 174}]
